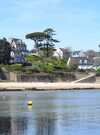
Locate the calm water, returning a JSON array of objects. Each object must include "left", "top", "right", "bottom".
[{"left": 0, "top": 90, "right": 100, "bottom": 135}]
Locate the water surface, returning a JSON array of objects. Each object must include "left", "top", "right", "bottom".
[{"left": 0, "top": 90, "right": 100, "bottom": 135}]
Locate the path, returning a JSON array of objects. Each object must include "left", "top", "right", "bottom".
[{"left": 72, "top": 73, "right": 96, "bottom": 83}]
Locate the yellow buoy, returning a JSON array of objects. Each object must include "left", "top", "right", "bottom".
[
  {"left": 27, "top": 100, "right": 32, "bottom": 106},
  {"left": 28, "top": 105, "right": 32, "bottom": 110}
]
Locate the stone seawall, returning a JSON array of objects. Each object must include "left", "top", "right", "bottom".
[
  {"left": 0, "top": 71, "right": 98, "bottom": 83},
  {"left": 17, "top": 72, "right": 76, "bottom": 82}
]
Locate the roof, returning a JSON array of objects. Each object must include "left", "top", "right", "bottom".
[
  {"left": 8, "top": 38, "right": 26, "bottom": 47},
  {"left": 72, "top": 50, "right": 86, "bottom": 58}
]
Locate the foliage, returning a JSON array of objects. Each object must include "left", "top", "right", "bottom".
[
  {"left": 0, "top": 54, "right": 78, "bottom": 73},
  {"left": 0, "top": 38, "right": 11, "bottom": 64},
  {"left": 39, "top": 61, "right": 54, "bottom": 73},
  {"left": 24, "top": 66, "right": 41, "bottom": 74},
  {"left": 85, "top": 50, "right": 96, "bottom": 58},
  {"left": 43, "top": 28, "right": 59, "bottom": 57},
  {"left": 25, "top": 54, "right": 42, "bottom": 63},
  {"left": 25, "top": 32, "right": 49, "bottom": 54},
  {"left": 96, "top": 68, "right": 100, "bottom": 76},
  {"left": 25, "top": 28, "right": 59, "bottom": 58},
  {"left": 61, "top": 47, "right": 72, "bottom": 59},
  {"left": 66, "top": 64, "right": 78, "bottom": 72},
  {"left": 25, "top": 32, "right": 48, "bottom": 40},
  {"left": 5, "top": 64, "right": 22, "bottom": 72}
]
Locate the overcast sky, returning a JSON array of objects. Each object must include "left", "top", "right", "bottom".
[{"left": 0, "top": 0, "right": 100, "bottom": 50}]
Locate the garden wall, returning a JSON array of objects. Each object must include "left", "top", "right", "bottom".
[{"left": 16, "top": 72, "right": 76, "bottom": 82}]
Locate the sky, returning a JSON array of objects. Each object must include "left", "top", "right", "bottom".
[{"left": 0, "top": 0, "right": 100, "bottom": 51}]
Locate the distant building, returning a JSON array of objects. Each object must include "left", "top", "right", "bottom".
[
  {"left": 60, "top": 48, "right": 71, "bottom": 59},
  {"left": 72, "top": 51, "right": 87, "bottom": 64},
  {"left": 72, "top": 50, "right": 86, "bottom": 58},
  {"left": 53, "top": 48, "right": 63, "bottom": 59},
  {"left": 8, "top": 38, "right": 27, "bottom": 63},
  {"left": 93, "top": 56, "right": 100, "bottom": 68},
  {"left": 30, "top": 49, "right": 40, "bottom": 56},
  {"left": 71, "top": 50, "right": 94, "bottom": 69}
]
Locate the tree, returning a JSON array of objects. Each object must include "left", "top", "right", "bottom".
[
  {"left": 43, "top": 28, "right": 59, "bottom": 57},
  {"left": 25, "top": 32, "right": 49, "bottom": 54},
  {"left": 0, "top": 38, "right": 11, "bottom": 64},
  {"left": 60, "top": 47, "right": 72, "bottom": 60},
  {"left": 85, "top": 50, "right": 96, "bottom": 58},
  {"left": 25, "top": 28, "right": 59, "bottom": 58},
  {"left": 99, "top": 44, "right": 100, "bottom": 49}
]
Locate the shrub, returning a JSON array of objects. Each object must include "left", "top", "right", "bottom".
[
  {"left": 25, "top": 55, "right": 42, "bottom": 63},
  {"left": 39, "top": 62, "right": 54, "bottom": 73},
  {"left": 96, "top": 68, "right": 100, "bottom": 76},
  {"left": 7, "top": 64, "right": 22, "bottom": 72},
  {"left": 66, "top": 64, "right": 78, "bottom": 72}
]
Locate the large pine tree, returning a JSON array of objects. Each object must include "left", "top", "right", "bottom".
[{"left": 26, "top": 28, "right": 59, "bottom": 57}]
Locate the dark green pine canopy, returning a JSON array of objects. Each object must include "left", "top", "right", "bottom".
[
  {"left": 26, "top": 32, "right": 50, "bottom": 41},
  {"left": 25, "top": 28, "right": 59, "bottom": 57},
  {"left": 0, "top": 38, "right": 11, "bottom": 64}
]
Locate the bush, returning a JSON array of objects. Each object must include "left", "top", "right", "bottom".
[
  {"left": 22, "top": 62, "right": 32, "bottom": 66},
  {"left": 25, "top": 55, "right": 42, "bottom": 63},
  {"left": 6, "top": 64, "right": 23, "bottom": 72},
  {"left": 39, "top": 62, "right": 54, "bottom": 73},
  {"left": 96, "top": 68, "right": 100, "bottom": 76},
  {"left": 66, "top": 64, "right": 78, "bottom": 72}
]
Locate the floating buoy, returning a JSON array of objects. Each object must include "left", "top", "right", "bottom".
[
  {"left": 27, "top": 100, "right": 32, "bottom": 106},
  {"left": 28, "top": 105, "right": 32, "bottom": 110}
]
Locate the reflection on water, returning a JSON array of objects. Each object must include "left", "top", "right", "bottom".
[{"left": 0, "top": 90, "right": 100, "bottom": 135}]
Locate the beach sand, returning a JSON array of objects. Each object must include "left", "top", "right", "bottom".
[{"left": 0, "top": 82, "right": 100, "bottom": 91}]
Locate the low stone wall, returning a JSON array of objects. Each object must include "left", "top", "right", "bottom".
[
  {"left": 76, "top": 76, "right": 96, "bottom": 83},
  {"left": 17, "top": 72, "right": 76, "bottom": 82},
  {"left": 0, "top": 71, "right": 97, "bottom": 83},
  {"left": 0, "top": 70, "right": 10, "bottom": 80},
  {"left": 9, "top": 72, "right": 17, "bottom": 82}
]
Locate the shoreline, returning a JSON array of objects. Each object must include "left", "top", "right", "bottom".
[{"left": 0, "top": 82, "right": 100, "bottom": 91}]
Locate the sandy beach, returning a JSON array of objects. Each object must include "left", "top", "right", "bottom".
[{"left": 0, "top": 82, "right": 100, "bottom": 91}]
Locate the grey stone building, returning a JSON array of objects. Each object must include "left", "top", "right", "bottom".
[{"left": 8, "top": 38, "right": 27, "bottom": 63}]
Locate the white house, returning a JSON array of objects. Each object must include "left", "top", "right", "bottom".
[
  {"left": 71, "top": 50, "right": 94, "bottom": 70},
  {"left": 53, "top": 48, "right": 63, "bottom": 59}
]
